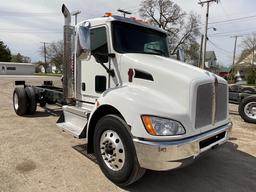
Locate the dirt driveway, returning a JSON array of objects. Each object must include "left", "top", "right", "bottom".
[{"left": 0, "top": 76, "right": 255, "bottom": 192}]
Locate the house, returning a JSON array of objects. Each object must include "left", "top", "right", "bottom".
[
  {"left": 46, "top": 64, "right": 57, "bottom": 73},
  {"left": 205, "top": 51, "right": 218, "bottom": 73},
  {"left": 0, "top": 62, "right": 35, "bottom": 75},
  {"left": 36, "top": 63, "right": 57, "bottom": 73},
  {"left": 36, "top": 64, "right": 46, "bottom": 73},
  {"left": 233, "top": 50, "right": 256, "bottom": 80}
]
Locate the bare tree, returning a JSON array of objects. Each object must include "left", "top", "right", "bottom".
[
  {"left": 139, "top": 0, "right": 201, "bottom": 60},
  {"left": 240, "top": 33, "right": 256, "bottom": 65},
  {"left": 237, "top": 49, "right": 251, "bottom": 64},
  {"left": 39, "top": 40, "right": 63, "bottom": 72}
]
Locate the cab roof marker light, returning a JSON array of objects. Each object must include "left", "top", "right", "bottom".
[{"left": 104, "top": 12, "right": 112, "bottom": 17}]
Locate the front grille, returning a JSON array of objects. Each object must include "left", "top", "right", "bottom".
[
  {"left": 195, "top": 83, "right": 214, "bottom": 129},
  {"left": 215, "top": 84, "right": 228, "bottom": 122},
  {"left": 195, "top": 83, "right": 228, "bottom": 129}
]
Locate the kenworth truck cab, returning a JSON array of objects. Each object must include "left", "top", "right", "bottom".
[{"left": 13, "top": 4, "right": 232, "bottom": 186}]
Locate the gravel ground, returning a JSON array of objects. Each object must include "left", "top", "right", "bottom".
[{"left": 0, "top": 75, "right": 255, "bottom": 192}]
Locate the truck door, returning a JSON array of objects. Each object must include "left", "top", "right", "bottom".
[{"left": 80, "top": 26, "right": 110, "bottom": 103}]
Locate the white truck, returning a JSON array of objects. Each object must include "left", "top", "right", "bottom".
[{"left": 13, "top": 4, "right": 232, "bottom": 186}]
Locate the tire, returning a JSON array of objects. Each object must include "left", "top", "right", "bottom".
[
  {"left": 25, "top": 87, "right": 37, "bottom": 114},
  {"left": 93, "top": 115, "right": 145, "bottom": 186},
  {"left": 239, "top": 96, "right": 256, "bottom": 124},
  {"left": 13, "top": 87, "right": 28, "bottom": 116}
]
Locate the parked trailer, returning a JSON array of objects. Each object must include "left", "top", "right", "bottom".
[
  {"left": 12, "top": 4, "right": 232, "bottom": 186},
  {"left": 13, "top": 80, "right": 65, "bottom": 115},
  {"left": 229, "top": 85, "right": 256, "bottom": 124}
]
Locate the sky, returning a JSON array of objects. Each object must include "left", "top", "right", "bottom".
[{"left": 1, "top": 0, "right": 256, "bottom": 66}]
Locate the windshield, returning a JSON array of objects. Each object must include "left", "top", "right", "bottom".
[{"left": 112, "top": 21, "right": 169, "bottom": 57}]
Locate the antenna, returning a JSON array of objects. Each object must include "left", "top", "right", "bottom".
[
  {"left": 117, "top": 9, "right": 131, "bottom": 18},
  {"left": 71, "top": 10, "right": 81, "bottom": 25}
]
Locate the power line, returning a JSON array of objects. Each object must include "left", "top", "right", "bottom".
[
  {"left": 208, "top": 43, "right": 233, "bottom": 60},
  {"left": 209, "top": 31, "right": 256, "bottom": 38},
  {"left": 209, "top": 14, "right": 256, "bottom": 25},
  {"left": 208, "top": 39, "right": 233, "bottom": 55},
  {"left": 219, "top": 1, "right": 229, "bottom": 18},
  {"left": 209, "top": 27, "right": 256, "bottom": 37},
  {"left": 0, "top": 11, "right": 60, "bottom": 17},
  {"left": 0, "top": 29, "right": 62, "bottom": 34}
]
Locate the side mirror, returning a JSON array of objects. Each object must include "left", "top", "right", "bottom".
[{"left": 77, "top": 24, "right": 91, "bottom": 59}]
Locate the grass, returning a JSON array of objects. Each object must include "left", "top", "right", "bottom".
[{"left": 34, "top": 73, "right": 62, "bottom": 77}]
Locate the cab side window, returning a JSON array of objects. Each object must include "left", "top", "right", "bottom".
[{"left": 90, "top": 27, "right": 108, "bottom": 63}]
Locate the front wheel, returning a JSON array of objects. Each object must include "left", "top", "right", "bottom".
[
  {"left": 93, "top": 115, "right": 145, "bottom": 186},
  {"left": 239, "top": 96, "right": 256, "bottom": 124}
]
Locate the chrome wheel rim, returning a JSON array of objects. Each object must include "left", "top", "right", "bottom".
[
  {"left": 14, "top": 93, "right": 19, "bottom": 110},
  {"left": 100, "top": 130, "right": 125, "bottom": 171},
  {"left": 244, "top": 102, "right": 256, "bottom": 120}
]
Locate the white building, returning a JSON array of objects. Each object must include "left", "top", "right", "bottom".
[
  {"left": 37, "top": 64, "right": 57, "bottom": 73},
  {"left": 0, "top": 62, "right": 35, "bottom": 75}
]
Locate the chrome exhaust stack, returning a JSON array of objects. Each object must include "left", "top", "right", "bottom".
[{"left": 62, "top": 4, "right": 75, "bottom": 99}]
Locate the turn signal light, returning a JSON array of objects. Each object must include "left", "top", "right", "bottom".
[{"left": 142, "top": 116, "right": 157, "bottom": 136}]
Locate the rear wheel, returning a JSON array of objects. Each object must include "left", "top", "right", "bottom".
[
  {"left": 93, "top": 115, "right": 145, "bottom": 186},
  {"left": 239, "top": 96, "right": 256, "bottom": 124},
  {"left": 13, "top": 87, "right": 28, "bottom": 116},
  {"left": 25, "top": 87, "right": 37, "bottom": 114}
]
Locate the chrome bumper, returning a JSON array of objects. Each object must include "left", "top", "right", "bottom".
[{"left": 133, "top": 122, "right": 232, "bottom": 171}]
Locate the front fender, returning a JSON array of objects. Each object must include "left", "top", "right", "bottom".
[{"left": 94, "top": 85, "right": 193, "bottom": 140}]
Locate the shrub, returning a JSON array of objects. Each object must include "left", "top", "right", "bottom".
[{"left": 247, "top": 68, "right": 256, "bottom": 85}]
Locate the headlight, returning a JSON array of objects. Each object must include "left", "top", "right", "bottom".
[{"left": 141, "top": 115, "right": 185, "bottom": 136}]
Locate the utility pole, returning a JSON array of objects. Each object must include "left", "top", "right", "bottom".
[
  {"left": 71, "top": 10, "right": 81, "bottom": 25},
  {"left": 40, "top": 42, "right": 49, "bottom": 73},
  {"left": 231, "top": 36, "right": 240, "bottom": 67},
  {"left": 117, "top": 9, "right": 131, "bottom": 18},
  {"left": 198, "top": 0, "right": 219, "bottom": 69},
  {"left": 198, "top": 34, "right": 204, "bottom": 68},
  {"left": 231, "top": 35, "right": 242, "bottom": 74}
]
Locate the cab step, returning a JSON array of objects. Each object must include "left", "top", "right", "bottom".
[{"left": 56, "top": 105, "right": 92, "bottom": 138}]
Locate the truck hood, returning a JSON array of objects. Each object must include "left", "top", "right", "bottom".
[
  {"left": 118, "top": 53, "right": 228, "bottom": 136},
  {"left": 121, "top": 53, "right": 216, "bottom": 82}
]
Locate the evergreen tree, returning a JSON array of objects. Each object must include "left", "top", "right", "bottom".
[{"left": 0, "top": 41, "right": 11, "bottom": 62}]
